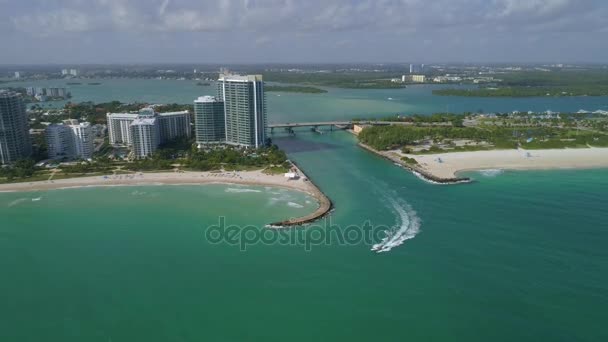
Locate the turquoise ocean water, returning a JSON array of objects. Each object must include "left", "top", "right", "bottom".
[{"left": 0, "top": 80, "right": 607, "bottom": 340}]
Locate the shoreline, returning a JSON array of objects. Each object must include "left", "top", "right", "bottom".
[
  {"left": 0, "top": 168, "right": 333, "bottom": 227},
  {"left": 357, "top": 143, "right": 471, "bottom": 184},
  {"left": 404, "top": 147, "right": 608, "bottom": 179},
  {"left": 357, "top": 142, "right": 608, "bottom": 183}
]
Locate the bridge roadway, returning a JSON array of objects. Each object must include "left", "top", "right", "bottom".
[{"left": 268, "top": 120, "right": 392, "bottom": 129}]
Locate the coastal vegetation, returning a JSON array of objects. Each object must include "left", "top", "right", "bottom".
[
  {"left": 358, "top": 121, "right": 608, "bottom": 153},
  {"left": 0, "top": 145, "right": 290, "bottom": 184},
  {"left": 265, "top": 85, "right": 328, "bottom": 93}
]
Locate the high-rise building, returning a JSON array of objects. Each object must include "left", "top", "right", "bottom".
[
  {"left": 107, "top": 108, "right": 190, "bottom": 157},
  {"left": 14, "top": 72, "right": 20, "bottom": 79},
  {"left": 70, "top": 121, "right": 94, "bottom": 160},
  {"left": 194, "top": 96, "right": 225, "bottom": 146},
  {"left": 0, "top": 91, "right": 32, "bottom": 164},
  {"left": 45, "top": 120, "right": 94, "bottom": 160},
  {"left": 69, "top": 69, "right": 78, "bottom": 77},
  {"left": 107, "top": 113, "right": 138, "bottom": 146},
  {"left": 409, "top": 64, "right": 414, "bottom": 74},
  {"left": 157, "top": 111, "right": 191, "bottom": 143},
  {"left": 61, "top": 69, "right": 69, "bottom": 76},
  {"left": 216, "top": 74, "right": 267, "bottom": 148},
  {"left": 46, "top": 124, "right": 72, "bottom": 159},
  {"left": 130, "top": 117, "right": 160, "bottom": 158}
]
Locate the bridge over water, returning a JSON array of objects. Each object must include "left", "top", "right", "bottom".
[{"left": 268, "top": 120, "right": 390, "bottom": 133}]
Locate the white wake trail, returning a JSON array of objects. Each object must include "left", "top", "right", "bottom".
[{"left": 372, "top": 197, "right": 421, "bottom": 253}]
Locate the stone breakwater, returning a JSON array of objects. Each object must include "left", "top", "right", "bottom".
[{"left": 266, "top": 162, "right": 333, "bottom": 228}]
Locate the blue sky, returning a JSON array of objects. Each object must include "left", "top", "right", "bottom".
[{"left": 1, "top": 0, "right": 607, "bottom": 64}]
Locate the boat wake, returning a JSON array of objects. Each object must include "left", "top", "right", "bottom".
[
  {"left": 477, "top": 169, "right": 503, "bottom": 177},
  {"left": 8, "top": 198, "right": 28, "bottom": 207},
  {"left": 371, "top": 197, "right": 421, "bottom": 253},
  {"left": 225, "top": 188, "right": 262, "bottom": 193}
]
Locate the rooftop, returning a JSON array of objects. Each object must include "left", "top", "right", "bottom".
[
  {"left": 195, "top": 96, "right": 222, "bottom": 103},
  {"left": 218, "top": 74, "right": 263, "bottom": 82},
  {"left": 131, "top": 117, "right": 157, "bottom": 126}
]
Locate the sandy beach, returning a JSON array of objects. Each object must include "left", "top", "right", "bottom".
[
  {"left": 0, "top": 168, "right": 332, "bottom": 227},
  {"left": 395, "top": 147, "right": 608, "bottom": 178},
  {"left": 0, "top": 169, "right": 305, "bottom": 192}
]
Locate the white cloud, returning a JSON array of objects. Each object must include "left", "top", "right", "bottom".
[{"left": 6, "top": 0, "right": 608, "bottom": 37}]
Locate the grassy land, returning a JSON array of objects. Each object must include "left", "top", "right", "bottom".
[
  {"left": 263, "top": 166, "right": 290, "bottom": 175},
  {"left": 265, "top": 85, "right": 328, "bottom": 93}
]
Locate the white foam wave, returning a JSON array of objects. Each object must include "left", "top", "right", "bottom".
[
  {"left": 225, "top": 188, "right": 262, "bottom": 193},
  {"left": 372, "top": 197, "right": 421, "bottom": 253},
  {"left": 477, "top": 169, "right": 504, "bottom": 177},
  {"left": 287, "top": 202, "right": 304, "bottom": 209},
  {"left": 8, "top": 198, "right": 28, "bottom": 207}
]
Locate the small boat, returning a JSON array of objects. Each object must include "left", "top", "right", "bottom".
[
  {"left": 387, "top": 97, "right": 393, "bottom": 100},
  {"left": 32, "top": 197, "right": 42, "bottom": 202}
]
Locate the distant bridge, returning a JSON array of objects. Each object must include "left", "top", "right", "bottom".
[{"left": 268, "top": 120, "right": 391, "bottom": 133}]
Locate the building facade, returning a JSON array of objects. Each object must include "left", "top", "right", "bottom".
[
  {"left": 46, "top": 124, "right": 72, "bottom": 159},
  {"left": 194, "top": 96, "right": 225, "bottom": 146},
  {"left": 45, "top": 120, "right": 94, "bottom": 160},
  {"left": 107, "top": 113, "right": 138, "bottom": 146},
  {"left": 130, "top": 118, "right": 160, "bottom": 158},
  {"left": 217, "top": 74, "right": 267, "bottom": 148},
  {"left": 158, "top": 111, "right": 191, "bottom": 143},
  {"left": 0, "top": 90, "right": 32, "bottom": 164},
  {"left": 108, "top": 108, "right": 190, "bottom": 158}
]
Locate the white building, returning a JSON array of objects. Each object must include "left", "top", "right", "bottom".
[
  {"left": 107, "top": 113, "right": 138, "bottom": 146},
  {"left": 14, "top": 72, "right": 20, "bottom": 79},
  {"left": 61, "top": 69, "right": 69, "bottom": 76},
  {"left": 131, "top": 118, "right": 160, "bottom": 159},
  {"left": 45, "top": 120, "right": 94, "bottom": 160},
  {"left": 69, "top": 69, "right": 78, "bottom": 76},
  {"left": 107, "top": 108, "right": 190, "bottom": 157},
  {"left": 411, "top": 75, "right": 426, "bottom": 83},
  {"left": 70, "top": 121, "right": 94, "bottom": 160}
]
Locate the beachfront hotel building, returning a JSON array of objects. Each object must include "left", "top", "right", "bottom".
[
  {"left": 131, "top": 117, "right": 160, "bottom": 158},
  {"left": 107, "top": 113, "right": 138, "bottom": 146},
  {"left": 0, "top": 90, "right": 32, "bottom": 164},
  {"left": 217, "top": 74, "right": 267, "bottom": 148},
  {"left": 45, "top": 120, "right": 94, "bottom": 160},
  {"left": 107, "top": 108, "right": 190, "bottom": 158},
  {"left": 194, "top": 96, "right": 225, "bottom": 146}
]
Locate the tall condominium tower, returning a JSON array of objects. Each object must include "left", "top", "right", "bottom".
[
  {"left": 0, "top": 90, "right": 32, "bottom": 164},
  {"left": 217, "top": 74, "right": 267, "bottom": 148},
  {"left": 130, "top": 117, "right": 160, "bottom": 159},
  {"left": 45, "top": 120, "right": 94, "bottom": 160},
  {"left": 194, "top": 96, "right": 225, "bottom": 146}
]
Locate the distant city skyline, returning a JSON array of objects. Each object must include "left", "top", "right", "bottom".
[{"left": 1, "top": 0, "right": 608, "bottom": 64}]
